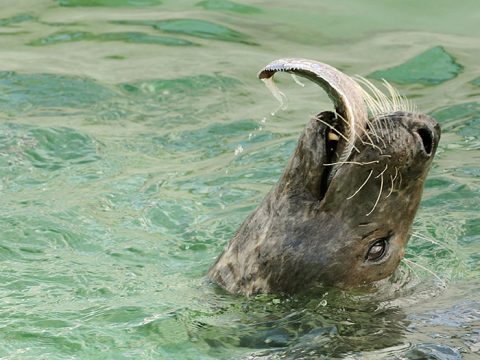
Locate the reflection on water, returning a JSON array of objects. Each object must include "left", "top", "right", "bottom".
[{"left": 0, "top": 0, "right": 479, "bottom": 359}]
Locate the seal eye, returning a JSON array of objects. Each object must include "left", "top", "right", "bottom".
[{"left": 366, "top": 239, "right": 387, "bottom": 262}]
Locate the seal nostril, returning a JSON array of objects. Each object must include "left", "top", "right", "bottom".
[{"left": 417, "top": 127, "right": 433, "bottom": 155}]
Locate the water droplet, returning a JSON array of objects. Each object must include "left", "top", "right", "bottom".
[{"left": 234, "top": 145, "right": 244, "bottom": 155}]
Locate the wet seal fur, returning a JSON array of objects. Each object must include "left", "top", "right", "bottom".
[{"left": 208, "top": 58, "right": 440, "bottom": 296}]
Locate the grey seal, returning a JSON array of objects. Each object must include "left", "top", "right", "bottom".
[{"left": 208, "top": 58, "right": 440, "bottom": 295}]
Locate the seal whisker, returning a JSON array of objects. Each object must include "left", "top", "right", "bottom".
[
  {"left": 356, "top": 76, "right": 409, "bottom": 147},
  {"left": 410, "top": 232, "right": 436, "bottom": 243},
  {"left": 402, "top": 258, "right": 446, "bottom": 287},
  {"left": 386, "top": 165, "right": 398, "bottom": 197},
  {"left": 380, "top": 120, "right": 389, "bottom": 148},
  {"left": 393, "top": 166, "right": 399, "bottom": 182},
  {"left": 347, "top": 169, "right": 373, "bottom": 200},
  {"left": 355, "top": 77, "right": 386, "bottom": 116},
  {"left": 353, "top": 77, "right": 419, "bottom": 149},
  {"left": 367, "top": 129, "right": 384, "bottom": 149},
  {"left": 382, "top": 79, "right": 406, "bottom": 113},
  {"left": 373, "top": 127, "right": 387, "bottom": 149},
  {"left": 359, "top": 125, "right": 384, "bottom": 152},
  {"left": 352, "top": 76, "right": 418, "bottom": 150},
  {"left": 363, "top": 141, "right": 384, "bottom": 153},
  {"left": 323, "top": 160, "right": 380, "bottom": 166},
  {"left": 387, "top": 117, "right": 395, "bottom": 143},
  {"left": 410, "top": 232, "right": 452, "bottom": 252},
  {"left": 363, "top": 114, "right": 380, "bottom": 141},
  {"left": 375, "top": 164, "right": 388, "bottom": 179},
  {"left": 355, "top": 76, "right": 412, "bottom": 117},
  {"left": 335, "top": 110, "right": 358, "bottom": 131},
  {"left": 372, "top": 119, "right": 387, "bottom": 149},
  {"left": 366, "top": 172, "right": 384, "bottom": 216},
  {"left": 335, "top": 111, "right": 369, "bottom": 142},
  {"left": 401, "top": 259, "right": 421, "bottom": 281},
  {"left": 360, "top": 90, "right": 383, "bottom": 115},
  {"left": 316, "top": 118, "right": 360, "bottom": 154},
  {"left": 355, "top": 76, "right": 392, "bottom": 117},
  {"left": 336, "top": 112, "right": 383, "bottom": 153},
  {"left": 383, "top": 117, "right": 392, "bottom": 139},
  {"left": 397, "top": 170, "right": 403, "bottom": 189},
  {"left": 382, "top": 79, "right": 417, "bottom": 114},
  {"left": 366, "top": 118, "right": 387, "bottom": 149},
  {"left": 386, "top": 174, "right": 395, "bottom": 198}
]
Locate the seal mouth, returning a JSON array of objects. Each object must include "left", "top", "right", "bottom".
[
  {"left": 258, "top": 59, "right": 367, "bottom": 173},
  {"left": 257, "top": 58, "right": 439, "bottom": 207},
  {"left": 320, "top": 115, "right": 345, "bottom": 198},
  {"left": 258, "top": 59, "right": 419, "bottom": 184}
]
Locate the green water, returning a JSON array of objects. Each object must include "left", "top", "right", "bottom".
[{"left": 0, "top": 0, "right": 479, "bottom": 359}]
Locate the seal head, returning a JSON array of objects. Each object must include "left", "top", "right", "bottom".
[{"left": 208, "top": 59, "right": 440, "bottom": 295}]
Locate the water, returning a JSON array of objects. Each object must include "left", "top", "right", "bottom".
[{"left": 0, "top": 0, "right": 479, "bottom": 359}]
